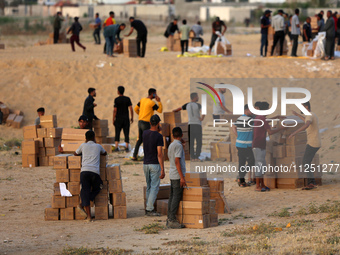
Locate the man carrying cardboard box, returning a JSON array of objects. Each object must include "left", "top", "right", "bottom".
[
  {"left": 125, "top": 17, "right": 148, "bottom": 58},
  {"left": 74, "top": 130, "right": 107, "bottom": 221},
  {"left": 288, "top": 102, "right": 321, "bottom": 190},
  {"left": 35, "top": 107, "right": 45, "bottom": 125},
  {"left": 143, "top": 115, "right": 165, "bottom": 216},
  {"left": 83, "top": 88, "right": 99, "bottom": 129},
  {"left": 167, "top": 127, "right": 186, "bottom": 229},
  {"left": 132, "top": 88, "right": 163, "bottom": 161}
]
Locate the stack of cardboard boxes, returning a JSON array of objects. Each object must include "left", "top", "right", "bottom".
[
  {"left": 0, "top": 103, "right": 24, "bottom": 128},
  {"left": 268, "top": 26, "right": 288, "bottom": 56},
  {"left": 60, "top": 128, "right": 87, "bottom": 153},
  {"left": 210, "top": 142, "right": 232, "bottom": 162},
  {"left": 93, "top": 119, "right": 115, "bottom": 153},
  {"left": 123, "top": 39, "right": 137, "bottom": 57},
  {"left": 145, "top": 184, "right": 170, "bottom": 212},
  {"left": 162, "top": 112, "right": 190, "bottom": 160},
  {"left": 167, "top": 33, "right": 181, "bottom": 52}
]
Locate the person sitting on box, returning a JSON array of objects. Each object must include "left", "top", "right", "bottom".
[
  {"left": 58, "top": 115, "right": 90, "bottom": 153},
  {"left": 191, "top": 21, "right": 204, "bottom": 47},
  {"left": 167, "top": 127, "right": 186, "bottom": 229},
  {"left": 288, "top": 101, "right": 321, "bottom": 190},
  {"left": 75, "top": 130, "right": 107, "bottom": 222},
  {"left": 35, "top": 107, "right": 45, "bottom": 125}
]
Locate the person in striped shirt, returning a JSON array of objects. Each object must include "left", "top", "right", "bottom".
[{"left": 232, "top": 104, "right": 255, "bottom": 187}]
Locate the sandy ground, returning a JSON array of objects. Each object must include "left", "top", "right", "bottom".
[{"left": 1, "top": 28, "right": 340, "bottom": 254}]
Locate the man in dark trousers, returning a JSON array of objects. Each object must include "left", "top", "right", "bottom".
[
  {"left": 93, "top": 13, "right": 101, "bottom": 45},
  {"left": 67, "top": 17, "right": 86, "bottom": 52},
  {"left": 322, "top": 10, "right": 335, "bottom": 60},
  {"left": 113, "top": 86, "right": 133, "bottom": 152},
  {"left": 302, "top": 17, "right": 312, "bottom": 42},
  {"left": 125, "top": 17, "right": 148, "bottom": 58},
  {"left": 260, "top": 10, "right": 271, "bottom": 57},
  {"left": 142, "top": 114, "right": 165, "bottom": 216},
  {"left": 208, "top": 17, "right": 227, "bottom": 55},
  {"left": 83, "top": 88, "right": 99, "bottom": 129},
  {"left": 271, "top": 10, "right": 285, "bottom": 56},
  {"left": 53, "top": 12, "right": 64, "bottom": 44},
  {"left": 75, "top": 130, "right": 107, "bottom": 222},
  {"left": 164, "top": 19, "right": 180, "bottom": 51}
]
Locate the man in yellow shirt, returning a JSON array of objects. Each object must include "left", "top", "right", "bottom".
[{"left": 132, "top": 88, "right": 162, "bottom": 160}]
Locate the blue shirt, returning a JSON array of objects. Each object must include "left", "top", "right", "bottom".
[
  {"left": 261, "top": 16, "right": 270, "bottom": 34},
  {"left": 95, "top": 17, "right": 101, "bottom": 29},
  {"left": 235, "top": 114, "right": 253, "bottom": 148}
]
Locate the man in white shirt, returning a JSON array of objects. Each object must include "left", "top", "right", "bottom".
[
  {"left": 271, "top": 10, "right": 286, "bottom": 56},
  {"left": 213, "top": 88, "right": 232, "bottom": 120},
  {"left": 291, "top": 9, "right": 301, "bottom": 57}
]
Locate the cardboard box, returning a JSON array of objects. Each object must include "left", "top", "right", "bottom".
[
  {"left": 93, "top": 120, "right": 109, "bottom": 128},
  {"left": 160, "top": 123, "right": 170, "bottom": 136},
  {"left": 169, "top": 122, "right": 188, "bottom": 133},
  {"left": 100, "top": 155, "right": 107, "bottom": 168},
  {"left": 95, "top": 206, "right": 109, "bottom": 220},
  {"left": 163, "top": 112, "right": 181, "bottom": 124},
  {"left": 46, "top": 147, "right": 59, "bottom": 156},
  {"left": 45, "top": 208, "right": 59, "bottom": 221},
  {"left": 49, "top": 156, "right": 54, "bottom": 166},
  {"left": 68, "top": 182, "right": 80, "bottom": 195},
  {"left": 100, "top": 167, "right": 106, "bottom": 181},
  {"left": 0, "top": 103, "right": 9, "bottom": 114},
  {"left": 40, "top": 115, "right": 57, "bottom": 128},
  {"left": 75, "top": 207, "right": 87, "bottom": 220},
  {"left": 177, "top": 201, "right": 210, "bottom": 215},
  {"left": 23, "top": 125, "right": 38, "bottom": 139},
  {"left": 53, "top": 154, "right": 71, "bottom": 169},
  {"left": 264, "top": 175, "right": 276, "bottom": 189},
  {"left": 177, "top": 214, "right": 210, "bottom": 229},
  {"left": 69, "top": 169, "right": 81, "bottom": 182},
  {"left": 54, "top": 182, "right": 61, "bottom": 196},
  {"left": 101, "top": 144, "right": 112, "bottom": 154},
  {"left": 209, "top": 200, "right": 216, "bottom": 214},
  {"left": 51, "top": 195, "right": 66, "bottom": 209},
  {"left": 276, "top": 178, "right": 305, "bottom": 189},
  {"left": 38, "top": 147, "right": 46, "bottom": 157},
  {"left": 210, "top": 142, "right": 231, "bottom": 160},
  {"left": 114, "top": 206, "right": 127, "bottom": 219},
  {"left": 96, "top": 137, "right": 107, "bottom": 144},
  {"left": 55, "top": 169, "right": 69, "bottom": 183},
  {"left": 39, "top": 156, "right": 49, "bottom": 166},
  {"left": 143, "top": 184, "right": 170, "bottom": 200},
  {"left": 34, "top": 137, "right": 44, "bottom": 148},
  {"left": 60, "top": 207, "right": 74, "bottom": 220},
  {"left": 66, "top": 196, "right": 80, "bottom": 208},
  {"left": 60, "top": 140, "right": 83, "bottom": 153},
  {"left": 111, "top": 192, "right": 126, "bottom": 206},
  {"left": 61, "top": 128, "right": 87, "bottom": 141},
  {"left": 47, "top": 127, "right": 63, "bottom": 138},
  {"left": 183, "top": 187, "right": 210, "bottom": 202},
  {"left": 106, "top": 137, "right": 115, "bottom": 144},
  {"left": 37, "top": 128, "right": 47, "bottom": 138},
  {"left": 95, "top": 193, "right": 108, "bottom": 207},
  {"left": 6, "top": 114, "right": 16, "bottom": 126},
  {"left": 285, "top": 131, "right": 307, "bottom": 145},
  {"left": 22, "top": 140, "right": 39, "bottom": 155},
  {"left": 68, "top": 156, "right": 81, "bottom": 169},
  {"left": 285, "top": 144, "right": 306, "bottom": 157},
  {"left": 185, "top": 172, "right": 208, "bottom": 187},
  {"left": 156, "top": 199, "right": 169, "bottom": 215},
  {"left": 207, "top": 178, "right": 224, "bottom": 192},
  {"left": 214, "top": 197, "right": 225, "bottom": 214},
  {"left": 12, "top": 116, "right": 24, "bottom": 128},
  {"left": 108, "top": 179, "right": 123, "bottom": 193},
  {"left": 273, "top": 145, "right": 286, "bottom": 158},
  {"left": 94, "top": 128, "right": 109, "bottom": 137},
  {"left": 44, "top": 138, "right": 61, "bottom": 148},
  {"left": 276, "top": 156, "right": 302, "bottom": 166},
  {"left": 210, "top": 213, "right": 218, "bottom": 227},
  {"left": 106, "top": 164, "right": 121, "bottom": 180}
]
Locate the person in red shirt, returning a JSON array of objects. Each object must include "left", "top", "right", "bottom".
[{"left": 252, "top": 102, "right": 286, "bottom": 192}]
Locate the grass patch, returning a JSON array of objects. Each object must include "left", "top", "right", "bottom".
[
  {"left": 0, "top": 176, "right": 14, "bottom": 181},
  {"left": 132, "top": 173, "right": 140, "bottom": 176},
  {"left": 60, "top": 246, "right": 133, "bottom": 255},
  {"left": 221, "top": 222, "right": 280, "bottom": 237},
  {"left": 327, "top": 236, "right": 340, "bottom": 244},
  {"left": 219, "top": 243, "right": 250, "bottom": 254},
  {"left": 135, "top": 223, "right": 165, "bottom": 234},
  {"left": 268, "top": 207, "right": 291, "bottom": 217}
]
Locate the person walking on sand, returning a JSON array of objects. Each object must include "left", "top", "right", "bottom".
[
  {"left": 67, "top": 17, "right": 86, "bottom": 52},
  {"left": 93, "top": 13, "right": 101, "bottom": 45},
  {"left": 75, "top": 130, "right": 107, "bottom": 222},
  {"left": 132, "top": 88, "right": 163, "bottom": 161},
  {"left": 142, "top": 115, "right": 165, "bottom": 216},
  {"left": 83, "top": 88, "right": 99, "bottom": 129},
  {"left": 125, "top": 17, "right": 148, "bottom": 58},
  {"left": 53, "top": 12, "right": 64, "bottom": 44},
  {"left": 208, "top": 17, "right": 227, "bottom": 55},
  {"left": 291, "top": 9, "right": 301, "bottom": 57},
  {"left": 113, "top": 86, "right": 133, "bottom": 152},
  {"left": 180, "top": 19, "right": 190, "bottom": 55}
]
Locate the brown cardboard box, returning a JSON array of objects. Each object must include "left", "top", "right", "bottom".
[
  {"left": 114, "top": 206, "right": 127, "bottom": 219},
  {"left": 75, "top": 207, "right": 87, "bottom": 220},
  {"left": 0, "top": 103, "right": 9, "bottom": 114},
  {"left": 207, "top": 178, "right": 224, "bottom": 192},
  {"left": 216, "top": 41, "right": 232, "bottom": 55},
  {"left": 94, "top": 128, "right": 109, "bottom": 137},
  {"left": 45, "top": 208, "right": 59, "bottom": 221},
  {"left": 68, "top": 156, "right": 81, "bottom": 169},
  {"left": 95, "top": 206, "right": 109, "bottom": 220},
  {"left": 60, "top": 140, "right": 83, "bottom": 152},
  {"left": 49, "top": 156, "right": 54, "bottom": 166},
  {"left": 144, "top": 184, "right": 170, "bottom": 200},
  {"left": 34, "top": 138, "right": 44, "bottom": 148},
  {"left": 46, "top": 147, "right": 59, "bottom": 156},
  {"left": 276, "top": 178, "right": 305, "bottom": 189},
  {"left": 100, "top": 155, "right": 107, "bottom": 168},
  {"left": 183, "top": 187, "right": 210, "bottom": 202},
  {"left": 109, "top": 179, "right": 123, "bottom": 193},
  {"left": 169, "top": 122, "right": 189, "bottom": 133},
  {"left": 60, "top": 207, "right": 74, "bottom": 220},
  {"left": 39, "top": 156, "right": 49, "bottom": 166},
  {"left": 12, "top": 115, "right": 24, "bottom": 128},
  {"left": 276, "top": 167, "right": 306, "bottom": 179},
  {"left": 100, "top": 167, "right": 106, "bottom": 181},
  {"left": 47, "top": 127, "right": 63, "bottom": 138},
  {"left": 12, "top": 110, "right": 23, "bottom": 116},
  {"left": 264, "top": 174, "right": 276, "bottom": 189},
  {"left": 44, "top": 138, "right": 61, "bottom": 148},
  {"left": 106, "top": 164, "right": 121, "bottom": 180},
  {"left": 66, "top": 196, "right": 80, "bottom": 208},
  {"left": 210, "top": 213, "right": 218, "bottom": 227},
  {"left": 95, "top": 193, "right": 108, "bottom": 207},
  {"left": 106, "top": 137, "right": 115, "bottom": 144},
  {"left": 39, "top": 147, "right": 46, "bottom": 157},
  {"left": 53, "top": 154, "right": 71, "bottom": 169},
  {"left": 177, "top": 214, "right": 210, "bottom": 229},
  {"left": 93, "top": 120, "right": 109, "bottom": 128},
  {"left": 61, "top": 128, "right": 87, "bottom": 141},
  {"left": 285, "top": 131, "right": 307, "bottom": 145},
  {"left": 51, "top": 195, "right": 66, "bottom": 209},
  {"left": 185, "top": 172, "right": 208, "bottom": 187},
  {"left": 210, "top": 142, "right": 231, "bottom": 160},
  {"left": 23, "top": 125, "right": 39, "bottom": 139},
  {"left": 210, "top": 191, "right": 224, "bottom": 198},
  {"left": 40, "top": 115, "right": 57, "bottom": 128},
  {"left": 163, "top": 112, "right": 181, "bottom": 124},
  {"left": 286, "top": 144, "right": 306, "bottom": 157},
  {"left": 96, "top": 137, "right": 107, "bottom": 144},
  {"left": 160, "top": 123, "right": 170, "bottom": 136},
  {"left": 214, "top": 197, "right": 225, "bottom": 214},
  {"left": 209, "top": 200, "right": 216, "bottom": 214},
  {"left": 112, "top": 192, "right": 126, "bottom": 206},
  {"left": 156, "top": 199, "right": 169, "bottom": 215},
  {"left": 101, "top": 144, "right": 112, "bottom": 154},
  {"left": 177, "top": 201, "right": 210, "bottom": 215},
  {"left": 22, "top": 140, "right": 39, "bottom": 155},
  {"left": 69, "top": 169, "right": 81, "bottom": 182},
  {"left": 55, "top": 169, "right": 69, "bottom": 183},
  {"left": 68, "top": 182, "right": 80, "bottom": 195},
  {"left": 276, "top": 156, "right": 302, "bottom": 166},
  {"left": 273, "top": 145, "right": 286, "bottom": 158},
  {"left": 22, "top": 154, "right": 38, "bottom": 168},
  {"left": 54, "top": 182, "right": 61, "bottom": 196},
  {"left": 6, "top": 114, "right": 16, "bottom": 126},
  {"left": 37, "top": 128, "right": 47, "bottom": 138}
]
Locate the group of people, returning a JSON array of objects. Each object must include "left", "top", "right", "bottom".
[{"left": 261, "top": 8, "right": 339, "bottom": 59}]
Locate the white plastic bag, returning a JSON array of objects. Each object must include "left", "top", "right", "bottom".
[
  {"left": 213, "top": 31, "right": 231, "bottom": 56},
  {"left": 304, "top": 32, "right": 326, "bottom": 58}
]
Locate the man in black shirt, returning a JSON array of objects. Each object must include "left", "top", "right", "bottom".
[
  {"left": 260, "top": 10, "right": 271, "bottom": 57},
  {"left": 113, "top": 86, "right": 133, "bottom": 152},
  {"left": 143, "top": 114, "right": 165, "bottom": 216},
  {"left": 67, "top": 17, "right": 86, "bottom": 52},
  {"left": 208, "top": 17, "right": 227, "bottom": 55},
  {"left": 302, "top": 17, "right": 312, "bottom": 42},
  {"left": 125, "top": 17, "right": 148, "bottom": 58},
  {"left": 83, "top": 87, "right": 99, "bottom": 129}
]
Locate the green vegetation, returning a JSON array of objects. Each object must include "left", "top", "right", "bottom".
[
  {"left": 60, "top": 246, "right": 133, "bottom": 255},
  {"left": 135, "top": 223, "right": 165, "bottom": 234}
]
